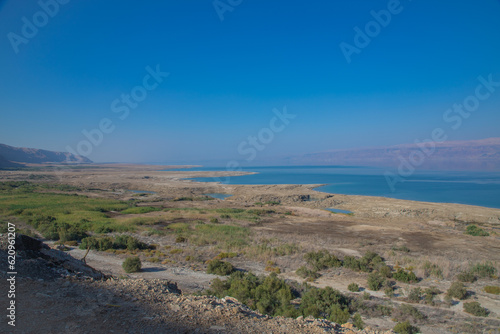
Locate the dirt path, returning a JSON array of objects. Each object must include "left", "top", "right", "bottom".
[{"left": 66, "top": 247, "right": 218, "bottom": 293}]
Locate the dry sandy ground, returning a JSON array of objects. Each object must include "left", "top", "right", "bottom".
[{"left": 1, "top": 164, "right": 500, "bottom": 333}]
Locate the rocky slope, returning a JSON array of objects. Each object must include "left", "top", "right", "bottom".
[
  {"left": 1, "top": 235, "right": 388, "bottom": 334},
  {"left": 0, "top": 143, "right": 92, "bottom": 167}
]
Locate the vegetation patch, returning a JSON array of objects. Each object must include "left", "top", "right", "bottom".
[
  {"left": 343, "top": 251, "right": 383, "bottom": 273},
  {"left": 446, "top": 282, "right": 467, "bottom": 300},
  {"left": 80, "top": 235, "right": 149, "bottom": 251},
  {"left": 469, "top": 261, "right": 497, "bottom": 278},
  {"left": 206, "top": 259, "right": 235, "bottom": 276},
  {"left": 304, "top": 250, "right": 342, "bottom": 271},
  {"left": 122, "top": 256, "right": 141, "bottom": 273},
  {"left": 393, "top": 269, "right": 418, "bottom": 283},
  {"left": 393, "top": 321, "right": 420, "bottom": 334},
  {"left": 121, "top": 206, "right": 161, "bottom": 214},
  {"left": 464, "top": 225, "right": 489, "bottom": 237},
  {"left": 463, "top": 301, "right": 489, "bottom": 317},
  {"left": 484, "top": 286, "right": 500, "bottom": 295}
]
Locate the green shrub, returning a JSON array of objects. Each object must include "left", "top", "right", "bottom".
[
  {"left": 304, "top": 250, "right": 342, "bottom": 271},
  {"left": 216, "top": 252, "right": 238, "bottom": 259},
  {"left": 209, "top": 217, "right": 219, "bottom": 224},
  {"left": 423, "top": 286, "right": 440, "bottom": 305},
  {"left": 394, "top": 321, "right": 420, "bottom": 334},
  {"left": 393, "top": 269, "right": 418, "bottom": 283},
  {"left": 407, "top": 287, "right": 422, "bottom": 303},
  {"left": 206, "top": 259, "right": 234, "bottom": 276},
  {"left": 300, "top": 286, "right": 350, "bottom": 319},
  {"left": 352, "top": 313, "right": 364, "bottom": 329},
  {"left": 348, "top": 283, "right": 359, "bottom": 292},
  {"left": 392, "top": 245, "right": 410, "bottom": 253},
  {"left": 175, "top": 236, "right": 187, "bottom": 243},
  {"left": 367, "top": 272, "right": 385, "bottom": 291},
  {"left": 329, "top": 304, "right": 350, "bottom": 324},
  {"left": 384, "top": 286, "right": 395, "bottom": 298},
  {"left": 296, "top": 266, "right": 320, "bottom": 280},
  {"left": 463, "top": 301, "right": 489, "bottom": 317},
  {"left": 446, "top": 282, "right": 467, "bottom": 300},
  {"left": 470, "top": 261, "right": 497, "bottom": 278},
  {"left": 464, "top": 225, "right": 489, "bottom": 236},
  {"left": 393, "top": 304, "right": 425, "bottom": 322},
  {"left": 378, "top": 264, "right": 393, "bottom": 278},
  {"left": 484, "top": 286, "right": 500, "bottom": 295},
  {"left": 343, "top": 251, "right": 383, "bottom": 273},
  {"left": 122, "top": 256, "right": 141, "bottom": 273},
  {"left": 457, "top": 271, "right": 476, "bottom": 283}
]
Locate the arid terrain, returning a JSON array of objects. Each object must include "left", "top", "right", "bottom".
[{"left": 1, "top": 164, "right": 500, "bottom": 333}]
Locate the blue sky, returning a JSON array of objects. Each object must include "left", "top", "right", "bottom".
[{"left": 0, "top": 0, "right": 499, "bottom": 164}]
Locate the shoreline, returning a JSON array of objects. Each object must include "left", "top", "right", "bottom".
[
  {"left": 2, "top": 163, "right": 499, "bottom": 224},
  {"left": 179, "top": 166, "right": 500, "bottom": 211}
]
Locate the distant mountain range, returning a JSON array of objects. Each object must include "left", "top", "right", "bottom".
[
  {"left": 286, "top": 137, "right": 500, "bottom": 171},
  {"left": 0, "top": 143, "right": 92, "bottom": 168}
]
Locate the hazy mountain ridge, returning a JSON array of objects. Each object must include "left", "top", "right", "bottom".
[
  {"left": 0, "top": 143, "right": 92, "bottom": 168},
  {"left": 288, "top": 137, "right": 500, "bottom": 170}
]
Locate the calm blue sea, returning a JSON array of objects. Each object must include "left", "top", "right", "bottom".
[{"left": 164, "top": 166, "right": 500, "bottom": 209}]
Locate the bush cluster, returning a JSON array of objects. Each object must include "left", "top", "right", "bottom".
[
  {"left": 30, "top": 215, "right": 88, "bottom": 241},
  {"left": 207, "top": 272, "right": 356, "bottom": 322},
  {"left": 343, "top": 251, "right": 383, "bottom": 272},
  {"left": 79, "top": 235, "right": 148, "bottom": 251},
  {"left": 206, "top": 259, "right": 235, "bottom": 276},
  {"left": 464, "top": 225, "right": 489, "bottom": 236},
  {"left": 393, "top": 269, "right": 418, "bottom": 283},
  {"left": 304, "top": 250, "right": 342, "bottom": 271}
]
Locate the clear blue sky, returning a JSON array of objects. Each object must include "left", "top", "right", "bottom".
[{"left": 1, "top": 0, "right": 499, "bottom": 164}]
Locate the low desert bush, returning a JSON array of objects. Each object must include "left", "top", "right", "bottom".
[
  {"left": 407, "top": 287, "right": 423, "bottom": 303},
  {"left": 446, "top": 282, "right": 467, "bottom": 300},
  {"left": 457, "top": 271, "right": 476, "bottom": 283},
  {"left": 367, "top": 272, "right": 385, "bottom": 291},
  {"left": 348, "top": 283, "right": 360, "bottom": 292},
  {"left": 463, "top": 301, "right": 489, "bottom": 317},
  {"left": 352, "top": 313, "right": 364, "bottom": 329},
  {"left": 464, "top": 225, "right": 489, "bottom": 236},
  {"left": 484, "top": 286, "right": 500, "bottom": 295},
  {"left": 470, "top": 261, "right": 497, "bottom": 278},
  {"left": 393, "top": 321, "right": 420, "bottom": 334},
  {"left": 344, "top": 251, "right": 383, "bottom": 273},
  {"left": 296, "top": 266, "right": 320, "bottom": 280},
  {"left": 122, "top": 256, "right": 141, "bottom": 273},
  {"left": 393, "top": 269, "right": 418, "bottom": 283},
  {"left": 304, "top": 250, "right": 342, "bottom": 271},
  {"left": 206, "top": 259, "right": 234, "bottom": 276},
  {"left": 392, "top": 304, "right": 426, "bottom": 323}
]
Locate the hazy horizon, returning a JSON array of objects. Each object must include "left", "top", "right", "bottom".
[{"left": 1, "top": 1, "right": 500, "bottom": 164}]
